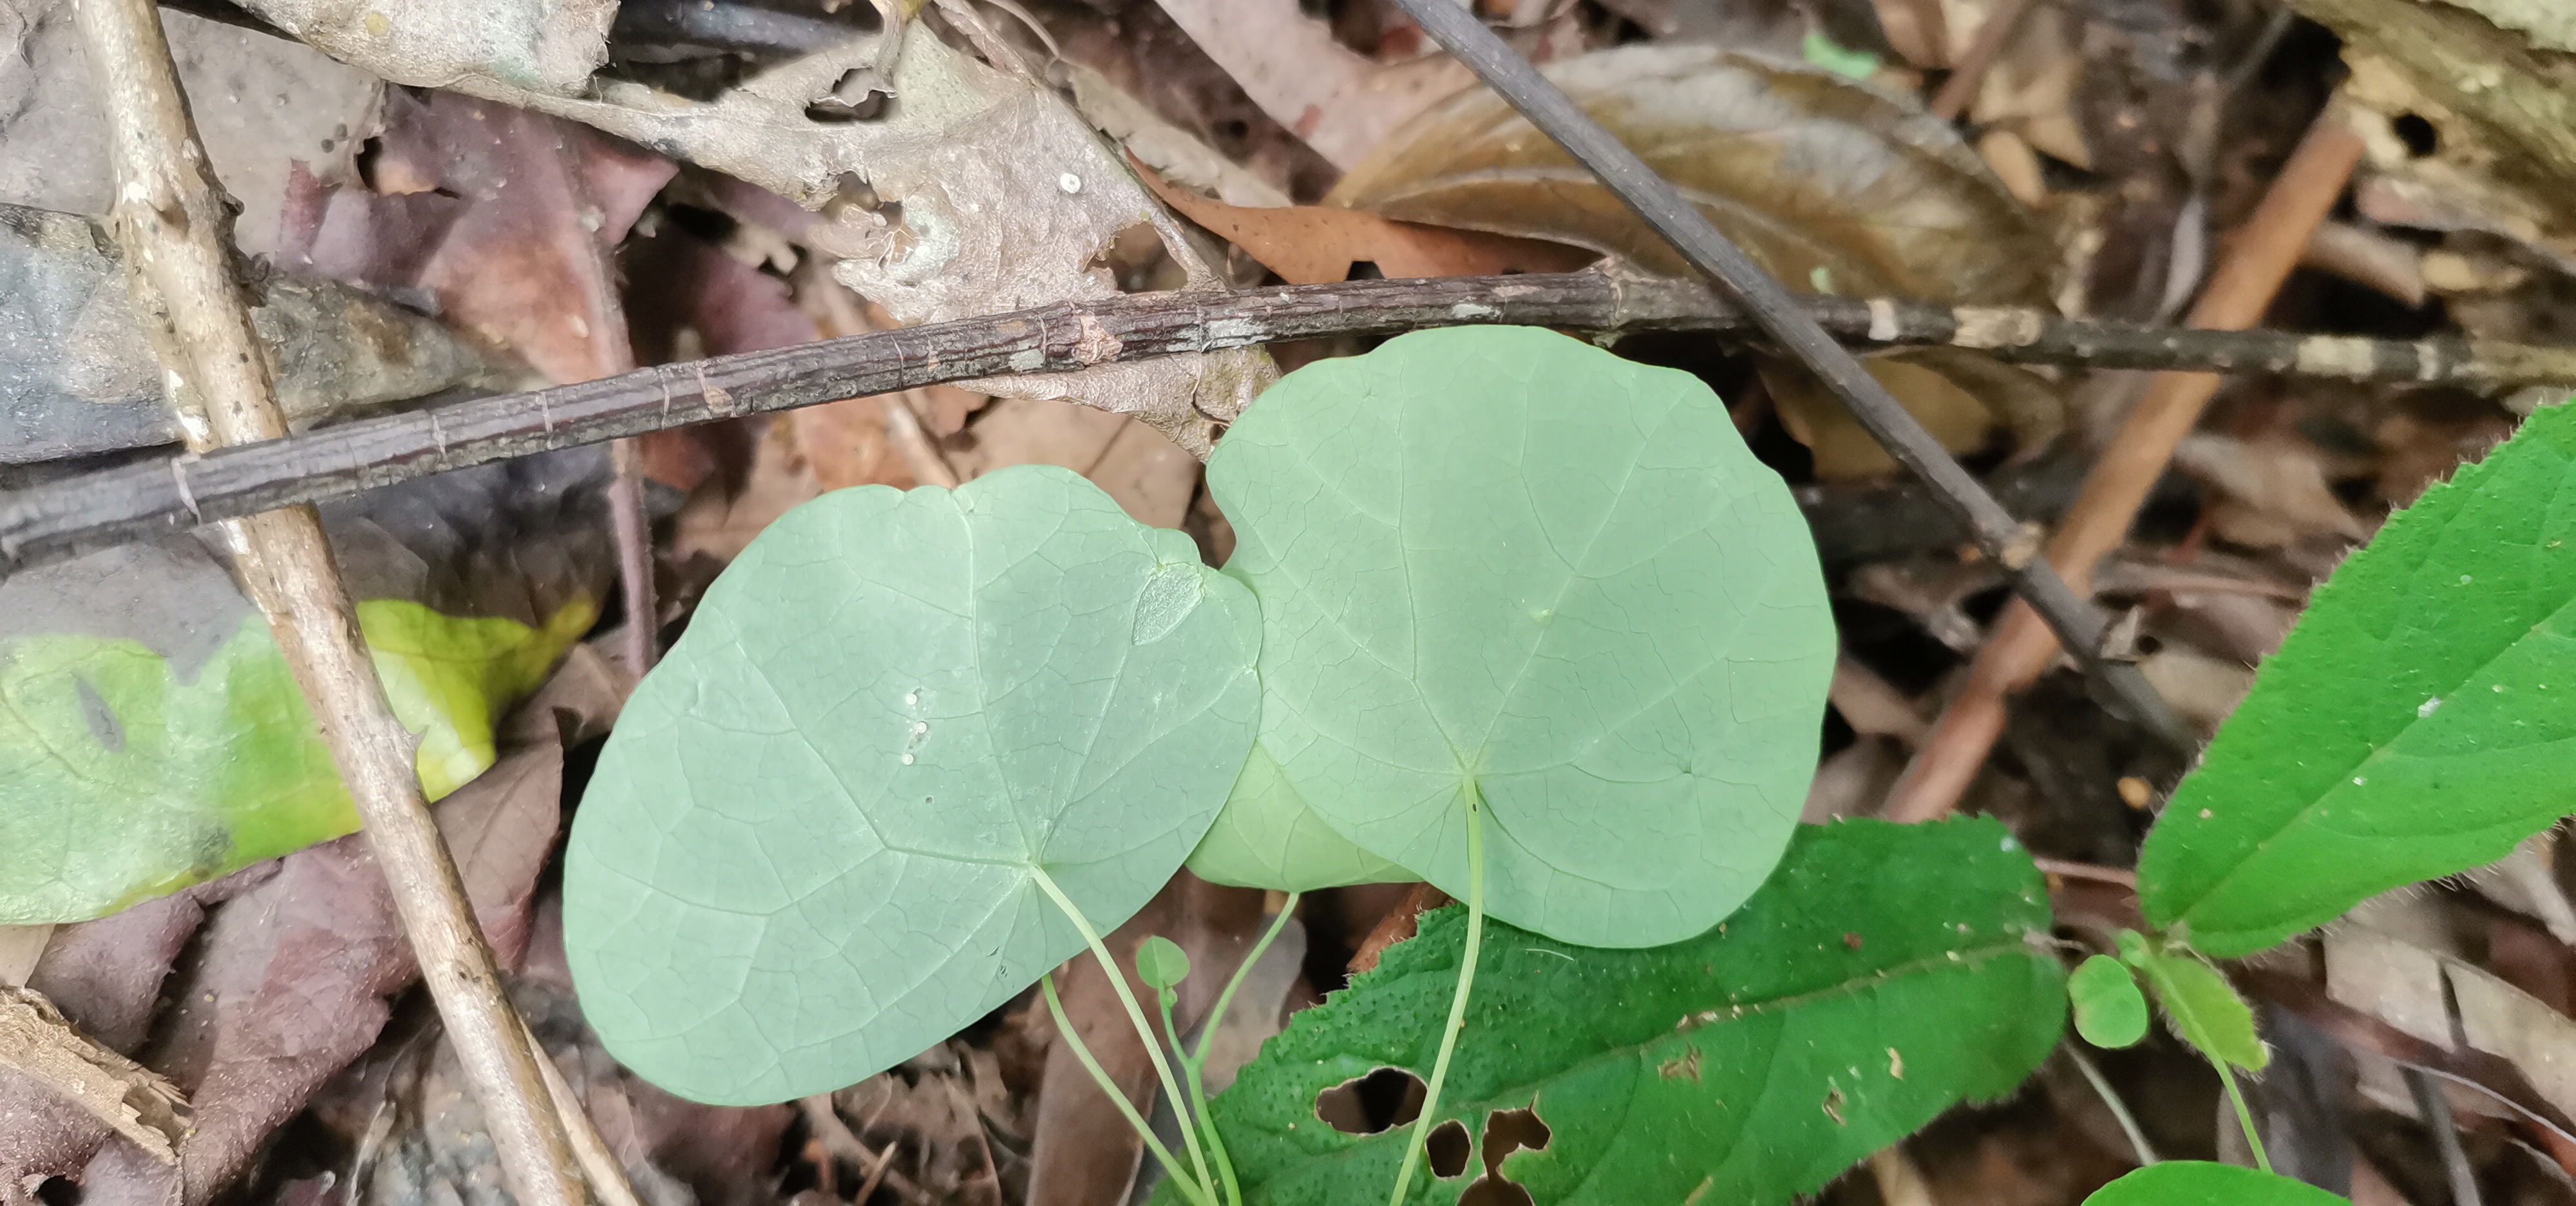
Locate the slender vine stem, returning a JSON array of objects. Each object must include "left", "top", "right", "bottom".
[
  {"left": 2215, "top": 1058, "right": 2273, "bottom": 1173},
  {"left": 1193, "top": 893, "right": 1305, "bottom": 1066},
  {"left": 1388, "top": 790, "right": 1486, "bottom": 1206},
  {"left": 1183, "top": 891, "right": 1299, "bottom": 1206},
  {"left": 2065, "top": 1044, "right": 2159, "bottom": 1167},
  {"left": 1162, "top": 990, "right": 1240, "bottom": 1206},
  {"left": 1033, "top": 868, "right": 1219, "bottom": 1202},
  {"left": 1039, "top": 973, "right": 1212, "bottom": 1206}
]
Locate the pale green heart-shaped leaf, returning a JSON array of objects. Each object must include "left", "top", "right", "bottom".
[
  {"left": 1187, "top": 742, "right": 1414, "bottom": 892},
  {"left": 1182, "top": 819, "right": 2065, "bottom": 1206},
  {"left": 1208, "top": 326, "right": 1836, "bottom": 948},
  {"left": 2085, "top": 1163, "right": 2347, "bottom": 1206},
  {"left": 562, "top": 465, "right": 1262, "bottom": 1106},
  {"left": 2069, "top": 955, "right": 2149, "bottom": 1049},
  {"left": 1136, "top": 935, "right": 1191, "bottom": 991},
  {"left": 2140, "top": 400, "right": 2576, "bottom": 955}
]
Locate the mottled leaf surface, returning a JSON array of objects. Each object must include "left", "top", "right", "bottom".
[
  {"left": 2141, "top": 401, "right": 2576, "bottom": 955},
  {"left": 0, "top": 452, "right": 609, "bottom": 923},
  {"left": 1195, "top": 819, "right": 2065, "bottom": 1206},
  {"left": 1188, "top": 742, "right": 1412, "bottom": 893},
  {"left": 2085, "top": 1162, "right": 2348, "bottom": 1205},
  {"left": 1209, "top": 325, "right": 1835, "bottom": 948},
  {"left": 564, "top": 466, "right": 1262, "bottom": 1106}
]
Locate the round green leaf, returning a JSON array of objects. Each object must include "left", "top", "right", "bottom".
[
  {"left": 1188, "top": 741, "right": 1414, "bottom": 892},
  {"left": 2068, "top": 954, "right": 2149, "bottom": 1049},
  {"left": 1208, "top": 326, "right": 1835, "bottom": 948},
  {"left": 2084, "top": 1162, "right": 2348, "bottom": 1206},
  {"left": 563, "top": 466, "right": 1262, "bottom": 1106},
  {"left": 1136, "top": 935, "right": 1191, "bottom": 991}
]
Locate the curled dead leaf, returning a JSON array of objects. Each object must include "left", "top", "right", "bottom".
[{"left": 1327, "top": 43, "right": 2053, "bottom": 305}]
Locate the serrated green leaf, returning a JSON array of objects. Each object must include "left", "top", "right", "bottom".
[
  {"left": 2135, "top": 950, "right": 2266, "bottom": 1071},
  {"left": 1208, "top": 326, "right": 1836, "bottom": 948},
  {"left": 2141, "top": 401, "right": 2576, "bottom": 955},
  {"left": 2069, "top": 955, "right": 2150, "bottom": 1049},
  {"left": 0, "top": 598, "right": 591, "bottom": 923},
  {"left": 2084, "top": 1162, "right": 2348, "bottom": 1205},
  {"left": 1188, "top": 741, "right": 1414, "bottom": 892},
  {"left": 1137, "top": 935, "right": 1191, "bottom": 991},
  {"left": 1193, "top": 818, "right": 2065, "bottom": 1206},
  {"left": 562, "top": 466, "right": 1262, "bottom": 1106}
]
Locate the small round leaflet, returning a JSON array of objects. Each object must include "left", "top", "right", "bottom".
[
  {"left": 562, "top": 466, "right": 1261, "bottom": 1106},
  {"left": 1208, "top": 326, "right": 1835, "bottom": 948},
  {"left": 1135, "top": 935, "right": 1191, "bottom": 991},
  {"left": 2067, "top": 954, "right": 2149, "bottom": 1048}
]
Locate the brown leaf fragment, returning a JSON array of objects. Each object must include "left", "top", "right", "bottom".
[
  {"left": 0, "top": 988, "right": 187, "bottom": 1163},
  {"left": 279, "top": 88, "right": 674, "bottom": 387},
  {"left": 1328, "top": 43, "right": 2052, "bottom": 305},
  {"left": 1133, "top": 157, "right": 1592, "bottom": 285}
]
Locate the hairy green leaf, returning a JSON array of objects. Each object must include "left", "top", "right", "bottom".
[
  {"left": 2141, "top": 402, "right": 2576, "bottom": 955},
  {"left": 2085, "top": 1162, "right": 2348, "bottom": 1205},
  {"left": 1193, "top": 819, "right": 2065, "bottom": 1206},
  {"left": 1188, "top": 742, "right": 1413, "bottom": 892},
  {"left": 1208, "top": 326, "right": 1835, "bottom": 948},
  {"left": 2133, "top": 947, "right": 2266, "bottom": 1071},
  {"left": 563, "top": 466, "right": 1262, "bottom": 1106},
  {"left": 2069, "top": 955, "right": 2149, "bottom": 1049}
]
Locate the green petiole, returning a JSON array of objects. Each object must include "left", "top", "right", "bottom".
[
  {"left": 1039, "top": 972, "right": 1213, "bottom": 1206},
  {"left": 2214, "top": 1058, "right": 2272, "bottom": 1174},
  {"left": 1387, "top": 787, "right": 1487, "bottom": 1206},
  {"left": 1034, "top": 868, "right": 1220, "bottom": 1205}
]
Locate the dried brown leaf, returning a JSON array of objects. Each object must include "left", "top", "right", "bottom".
[
  {"left": 279, "top": 89, "right": 673, "bottom": 386},
  {"left": 1327, "top": 43, "right": 2052, "bottom": 304},
  {"left": 249, "top": 0, "right": 614, "bottom": 97},
  {"left": 2172, "top": 433, "right": 2371, "bottom": 547},
  {"left": 0, "top": 988, "right": 187, "bottom": 1163},
  {"left": 1148, "top": 0, "right": 1473, "bottom": 171},
  {"left": 1134, "top": 157, "right": 1592, "bottom": 284},
  {"left": 0, "top": 4, "right": 379, "bottom": 256},
  {"left": 1766, "top": 353, "right": 1998, "bottom": 481}
]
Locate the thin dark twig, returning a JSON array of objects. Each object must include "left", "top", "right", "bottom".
[
  {"left": 1385, "top": 0, "right": 2196, "bottom": 752},
  {"left": 5, "top": 271, "right": 2566, "bottom": 580},
  {"left": 2409, "top": 1066, "right": 2488, "bottom": 1206}
]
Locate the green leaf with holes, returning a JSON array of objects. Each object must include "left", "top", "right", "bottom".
[
  {"left": 1179, "top": 818, "right": 2065, "bottom": 1206},
  {"left": 1208, "top": 325, "right": 1835, "bottom": 948},
  {"left": 2140, "top": 400, "right": 2576, "bottom": 956},
  {"left": 1188, "top": 742, "right": 1414, "bottom": 892},
  {"left": 2085, "top": 1162, "right": 2348, "bottom": 1205},
  {"left": 562, "top": 466, "right": 1262, "bottom": 1106}
]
